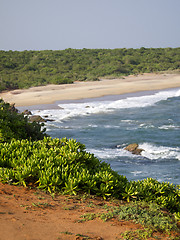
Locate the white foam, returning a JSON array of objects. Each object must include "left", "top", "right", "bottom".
[
  {"left": 121, "top": 120, "right": 139, "bottom": 123},
  {"left": 139, "top": 143, "right": 180, "bottom": 160},
  {"left": 32, "top": 88, "right": 180, "bottom": 121},
  {"left": 131, "top": 171, "right": 143, "bottom": 176},
  {"left": 89, "top": 143, "right": 180, "bottom": 162},
  {"left": 87, "top": 147, "right": 138, "bottom": 159},
  {"left": 158, "top": 125, "right": 179, "bottom": 130},
  {"left": 139, "top": 123, "right": 155, "bottom": 129}
]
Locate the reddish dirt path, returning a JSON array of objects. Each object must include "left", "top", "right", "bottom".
[{"left": 0, "top": 182, "right": 179, "bottom": 240}]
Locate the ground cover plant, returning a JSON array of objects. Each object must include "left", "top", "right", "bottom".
[
  {"left": 80, "top": 201, "right": 180, "bottom": 239},
  {"left": 0, "top": 47, "right": 180, "bottom": 92}
]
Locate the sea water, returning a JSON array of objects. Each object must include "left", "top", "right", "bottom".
[{"left": 29, "top": 88, "right": 180, "bottom": 185}]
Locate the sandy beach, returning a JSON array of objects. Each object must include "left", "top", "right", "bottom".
[{"left": 0, "top": 73, "right": 180, "bottom": 107}]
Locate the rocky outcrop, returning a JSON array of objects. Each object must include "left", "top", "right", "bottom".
[
  {"left": 28, "top": 115, "right": 46, "bottom": 123},
  {"left": 124, "top": 143, "right": 144, "bottom": 155},
  {"left": 22, "top": 109, "right": 32, "bottom": 115},
  {"left": 28, "top": 115, "right": 55, "bottom": 123}
]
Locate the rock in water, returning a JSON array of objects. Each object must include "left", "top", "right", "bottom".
[
  {"left": 125, "top": 143, "right": 144, "bottom": 155},
  {"left": 22, "top": 109, "right": 32, "bottom": 115},
  {"left": 28, "top": 115, "right": 46, "bottom": 123}
]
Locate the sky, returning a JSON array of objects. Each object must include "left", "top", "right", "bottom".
[{"left": 0, "top": 0, "right": 180, "bottom": 51}]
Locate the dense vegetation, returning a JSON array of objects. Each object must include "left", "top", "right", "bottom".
[
  {"left": 0, "top": 47, "right": 180, "bottom": 92},
  {"left": 0, "top": 99, "right": 46, "bottom": 142}
]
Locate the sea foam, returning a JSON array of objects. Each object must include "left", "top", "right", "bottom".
[
  {"left": 139, "top": 143, "right": 180, "bottom": 161},
  {"left": 32, "top": 88, "right": 180, "bottom": 121}
]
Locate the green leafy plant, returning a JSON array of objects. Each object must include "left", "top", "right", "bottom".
[
  {"left": 0, "top": 99, "right": 46, "bottom": 143},
  {"left": 80, "top": 201, "right": 180, "bottom": 238},
  {"left": 0, "top": 137, "right": 127, "bottom": 197}
]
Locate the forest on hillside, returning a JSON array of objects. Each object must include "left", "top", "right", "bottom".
[{"left": 0, "top": 47, "right": 180, "bottom": 92}]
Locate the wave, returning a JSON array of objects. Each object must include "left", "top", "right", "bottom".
[
  {"left": 87, "top": 142, "right": 180, "bottom": 162},
  {"left": 87, "top": 147, "right": 137, "bottom": 160},
  {"left": 32, "top": 88, "right": 180, "bottom": 121},
  {"left": 158, "top": 125, "right": 180, "bottom": 130},
  {"left": 139, "top": 143, "right": 180, "bottom": 161}
]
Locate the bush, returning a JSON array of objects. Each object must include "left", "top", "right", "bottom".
[
  {"left": 0, "top": 99, "right": 46, "bottom": 143},
  {"left": 122, "top": 178, "right": 180, "bottom": 214},
  {"left": 0, "top": 137, "right": 127, "bottom": 198}
]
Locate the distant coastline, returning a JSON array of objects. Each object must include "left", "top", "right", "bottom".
[{"left": 0, "top": 73, "right": 180, "bottom": 107}]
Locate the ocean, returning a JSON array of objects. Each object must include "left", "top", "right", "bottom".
[{"left": 23, "top": 88, "right": 180, "bottom": 185}]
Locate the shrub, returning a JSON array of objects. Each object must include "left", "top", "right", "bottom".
[
  {"left": 0, "top": 99, "right": 46, "bottom": 143},
  {"left": 0, "top": 137, "right": 127, "bottom": 198}
]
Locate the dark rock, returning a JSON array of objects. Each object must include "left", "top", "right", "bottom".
[
  {"left": 42, "top": 115, "right": 55, "bottom": 121},
  {"left": 46, "top": 118, "right": 55, "bottom": 122},
  {"left": 22, "top": 109, "right": 32, "bottom": 115},
  {"left": 28, "top": 115, "right": 55, "bottom": 122},
  {"left": 133, "top": 148, "right": 144, "bottom": 155},
  {"left": 125, "top": 143, "right": 138, "bottom": 152},
  {"left": 28, "top": 115, "right": 46, "bottom": 123},
  {"left": 124, "top": 143, "right": 144, "bottom": 155}
]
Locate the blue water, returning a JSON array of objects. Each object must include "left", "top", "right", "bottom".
[{"left": 30, "top": 88, "right": 180, "bottom": 185}]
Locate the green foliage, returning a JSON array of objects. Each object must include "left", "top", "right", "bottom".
[
  {"left": 0, "top": 137, "right": 180, "bottom": 218},
  {"left": 120, "top": 229, "right": 153, "bottom": 240},
  {"left": 80, "top": 201, "right": 180, "bottom": 236},
  {"left": 122, "top": 179, "right": 180, "bottom": 214},
  {"left": 82, "top": 201, "right": 178, "bottom": 231},
  {"left": 0, "top": 99, "right": 46, "bottom": 142},
  {"left": 117, "top": 202, "right": 178, "bottom": 232},
  {"left": 0, "top": 137, "right": 127, "bottom": 197},
  {"left": 0, "top": 48, "right": 180, "bottom": 92}
]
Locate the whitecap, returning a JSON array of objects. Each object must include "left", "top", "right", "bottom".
[
  {"left": 139, "top": 123, "right": 155, "bottom": 129},
  {"left": 88, "top": 124, "right": 98, "bottom": 128},
  {"left": 87, "top": 147, "right": 139, "bottom": 160},
  {"left": 158, "top": 125, "right": 179, "bottom": 130},
  {"left": 32, "top": 88, "right": 180, "bottom": 121},
  {"left": 139, "top": 143, "right": 180, "bottom": 161},
  {"left": 121, "top": 120, "right": 139, "bottom": 123},
  {"left": 131, "top": 171, "right": 143, "bottom": 176}
]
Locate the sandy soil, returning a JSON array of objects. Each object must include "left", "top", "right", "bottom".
[
  {"left": 0, "top": 73, "right": 180, "bottom": 107},
  {"left": 0, "top": 182, "right": 179, "bottom": 240}
]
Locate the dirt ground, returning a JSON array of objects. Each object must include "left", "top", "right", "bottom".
[{"left": 0, "top": 182, "right": 179, "bottom": 240}]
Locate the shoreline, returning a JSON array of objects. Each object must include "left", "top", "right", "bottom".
[
  {"left": 17, "top": 88, "right": 179, "bottom": 111},
  {"left": 0, "top": 73, "right": 180, "bottom": 107}
]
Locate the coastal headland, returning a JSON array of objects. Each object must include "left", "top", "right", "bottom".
[{"left": 1, "top": 73, "right": 180, "bottom": 107}]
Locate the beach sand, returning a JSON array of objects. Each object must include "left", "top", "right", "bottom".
[{"left": 0, "top": 73, "right": 180, "bottom": 107}]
